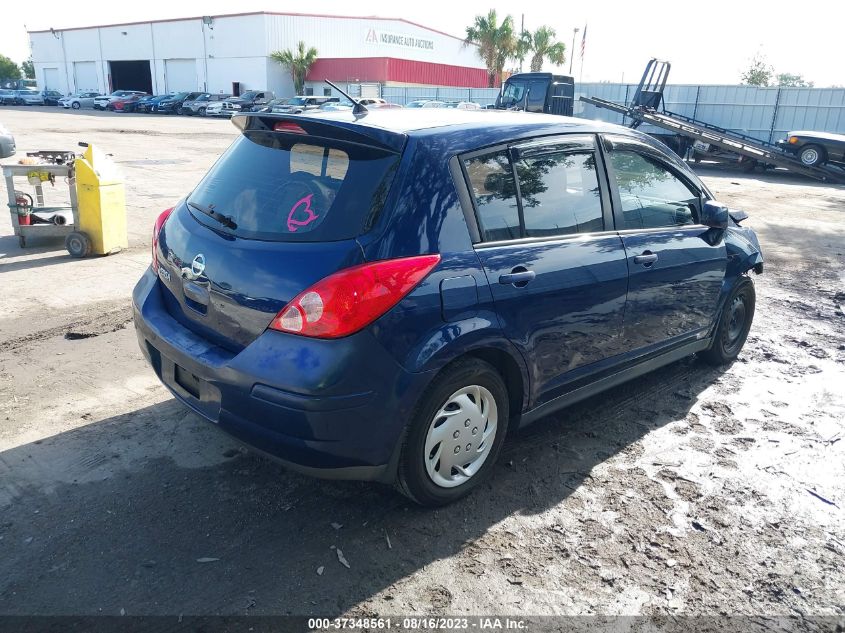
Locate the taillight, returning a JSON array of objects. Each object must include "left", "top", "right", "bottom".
[
  {"left": 151, "top": 207, "right": 174, "bottom": 272},
  {"left": 269, "top": 254, "right": 441, "bottom": 339}
]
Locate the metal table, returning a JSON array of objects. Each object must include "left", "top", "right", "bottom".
[{"left": 3, "top": 162, "right": 79, "bottom": 248}]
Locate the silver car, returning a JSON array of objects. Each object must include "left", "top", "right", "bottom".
[
  {"left": 0, "top": 122, "right": 15, "bottom": 158},
  {"left": 182, "top": 93, "right": 231, "bottom": 116},
  {"left": 59, "top": 92, "right": 101, "bottom": 109},
  {"left": 13, "top": 90, "right": 45, "bottom": 106}
]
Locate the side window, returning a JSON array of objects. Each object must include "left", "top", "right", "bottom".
[
  {"left": 464, "top": 151, "right": 521, "bottom": 242},
  {"left": 514, "top": 150, "right": 603, "bottom": 237},
  {"left": 526, "top": 80, "right": 547, "bottom": 111},
  {"left": 609, "top": 150, "right": 700, "bottom": 230}
]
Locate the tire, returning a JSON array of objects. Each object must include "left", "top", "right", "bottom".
[
  {"left": 199, "top": 107, "right": 207, "bottom": 117},
  {"left": 799, "top": 144, "right": 825, "bottom": 167},
  {"left": 71, "top": 101, "right": 81, "bottom": 109},
  {"left": 701, "top": 277, "right": 756, "bottom": 365},
  {"left": 176, "top": 106, "right": 184, "bottom": 115},
  {"left": 396, "top": 358, "right": 509, "bottom": 506},
  {"left": 65, "top": 231, "right": 92, "bottom": 258}
]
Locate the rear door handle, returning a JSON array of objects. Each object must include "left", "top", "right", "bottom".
[
  {"left": 499, "top": 269, "right": 536, "bottom": 286},
  {"left": 633, "top": 251, "right": 659, "bottom": 266}
]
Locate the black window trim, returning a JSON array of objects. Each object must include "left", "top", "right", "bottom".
[
  {"left": 599, "top": 133, "right": 708, "bottom": 234},
  {"left": 457, "top": 134, "right": 616, "bottom": 248}
]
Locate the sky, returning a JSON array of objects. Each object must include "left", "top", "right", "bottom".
[{"left": 2, "top": 0, "right": 843, "bottom": 86}]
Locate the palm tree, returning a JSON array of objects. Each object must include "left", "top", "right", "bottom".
[
  {"left": 514, "top": 30, "right": 533, "bottom": 73},
  {"left": 529, "top": 26, "right": 566, "bottom": 72},
  {"left": 464, "top": 10, "right": 517, "bottom": 88},
  {"left": 270, "top": 41, "right": 318, "bottom": 95}
]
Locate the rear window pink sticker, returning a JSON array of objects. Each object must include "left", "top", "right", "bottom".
[{"left": 287, "top": 194, "right": 320, "bottom": 232}]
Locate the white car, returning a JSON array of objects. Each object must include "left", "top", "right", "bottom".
[
  {"left": 204, "top": 101, "right": 241, "bottom": 117},
  {"left": 405, "top": 100, "right": 446, "bottom": 108},
  {"left": 443, "top": 101, "right": 482, "bottom": 110},
  {"left": 59, "top": 92, "right": 101, "bottom": 110},
  {"left": 93, "top": 90, "right": 145, "bottom": 110}
]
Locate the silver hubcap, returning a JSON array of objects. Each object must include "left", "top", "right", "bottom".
[
  {"left": 801, "top": 148, "right": 818, "bottom": 165},
  {"left": 424, "top": 385, "right": 497, "bottom": 488}
]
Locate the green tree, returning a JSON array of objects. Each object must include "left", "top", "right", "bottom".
[
  {"left": 464, "top": 10, "right": 517, "bottom": 88},
  {"left": 21, "top": 58, "right": 35, "bottom": 79},
  {"left": 741, "top": 53, "right": 773, "bottom": 87},
  {"left": 528, "top": 26, "right": 566, "bottom": 72},
  {"left": 0, "top": 54, "right": 21, "bottom": 82},
  {"left": 270, "top": 41, "right": 318, "bottom": 95},
  {"left": 514, "top": 29, "right": 533, "bottom": 72},
  {"left": 776, "top": 72, "right": 813, "bottom": 88}
]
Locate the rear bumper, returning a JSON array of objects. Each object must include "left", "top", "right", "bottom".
[{"left": 132, "top": 267, "right": 432, "bottom": 481}]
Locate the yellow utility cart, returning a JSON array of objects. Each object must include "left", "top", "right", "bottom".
[{"left": 3, "top": 143, "right": 128, "bottom": 257}]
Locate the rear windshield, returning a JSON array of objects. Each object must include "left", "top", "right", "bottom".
[{"left": 187, "top": 131, "right": 399, "bottom": 241}]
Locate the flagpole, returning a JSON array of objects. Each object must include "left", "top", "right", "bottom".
[{"left": 569, "top": 27, "right": 579, "bottom": 75}]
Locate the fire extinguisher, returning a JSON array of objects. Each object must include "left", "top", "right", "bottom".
[{"left": 15, "top": 191, "right": 33, "bottom": 226}]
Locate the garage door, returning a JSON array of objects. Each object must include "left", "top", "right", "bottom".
[
  {"left": 165, "top": 59, "right": 197, "bottom": 92},
  {"left": 360, "top": 83, "right": 380, "bottom": 99},
  {"left": 73, "top": 62, "right": 98, "bottom": 92},
  {"left": 43, "top": 68, "right": 59, "bottom": 91}
]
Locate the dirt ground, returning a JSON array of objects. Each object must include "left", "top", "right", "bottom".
[{"left": 0, "top": 107, "right": 843, "bottom": 620}]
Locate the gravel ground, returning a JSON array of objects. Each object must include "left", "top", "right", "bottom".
[{"left": 0, "top": 108, "right": 843, "bottom": 619}]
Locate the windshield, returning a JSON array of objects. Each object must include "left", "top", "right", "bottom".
[
  {"left": 187, "top": 131, "right": 400, "bottom": 242},
  {"left": 239, "top": 91, "right": 258, "bottom": 100}
]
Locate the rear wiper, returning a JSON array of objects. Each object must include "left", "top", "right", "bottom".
[{"left": 188, "top": 201, "right": 237, "bottom": 229}]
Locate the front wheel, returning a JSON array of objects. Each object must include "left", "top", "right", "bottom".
[
  {"left": 799, "top": 144, "right": 825, "bottom": 167},
  {"left": 701, "top": 277, "right": 755, "bottom": 365},
  {"left": 199, "top": 107, "right": 207, "bottom": 117},
  {"left": 71, "top": 101, "right": 81, "bottom": 109},
  {"left": 396, "top": 358, "right": 509, "bottom": 506},
  {"left": 65, "top": 231, "right": 92, "bottom": 258}
]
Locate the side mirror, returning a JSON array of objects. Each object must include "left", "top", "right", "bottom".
[{"left": 701, "top": 200, "right": 729, "bottom": 230}]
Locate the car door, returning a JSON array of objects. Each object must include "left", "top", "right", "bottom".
[
  {"left": 601, "top": 134, "right": 726, "bottom": 351},
  {"left": 463, "top": 135, "right": 630, "bottom": 407}
]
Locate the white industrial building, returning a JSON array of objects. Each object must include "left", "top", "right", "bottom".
[{"left": 28, "top": 12, "right": 490, "bottom": 98}]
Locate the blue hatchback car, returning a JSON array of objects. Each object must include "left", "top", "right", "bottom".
[{"left": 133, "top": 108, "right": 763, "bottom": 505}]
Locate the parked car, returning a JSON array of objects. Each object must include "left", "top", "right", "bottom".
[
  {"left": 134, "top": 109, "right": 763, "bottom": 506},
  {"left": 777, "top": 130, "right": 845, "bottom": 167},
  {"left": 182, "top": 93, "right": 231, "bottom": 116},
  {"left": 0, "top": 121, "right": 15, "bottom": 158},
  {"left": 223, "top": 90, "right": 275, "bottom": 111},
  {"left": 406, "top": 99, "right": 446, "bottom": 108},
  {"left": 320, "top": 98, "right": 389, "bottom": 112},
  {"left": 59, "top": 92, "right": 101, "bottom": 109},
  {"left": 0, "top": 89, "right": 16, "bottom": 105},
  {"left": 155, "top": 92, "right": 205, "bottom": 115},
  {"left": 108, "top": 94, "right": 146, "bottom": 112},
  {"left": 204, "top": 100, "right": 241, "bottom": 117},
  {"left": 252, "top": 98, "right": 290, "bottom": 113},
  {"left": 269, "top": 96, "right": 336, "bottom": 114},
  {"left": 40, "top": 90, "right": 64, "bottom": 106},
  {"left": 443, "top": 101, "right": 482, "bottom": 110},
  {"left": 9, "top": 90, "right": 45, "bottom": 106},
  {"left": 94, "top": 90, "right": 145, "bottom": 110},
  {"left": 135, "top": 94, "right": 173, "bottom": 113}
]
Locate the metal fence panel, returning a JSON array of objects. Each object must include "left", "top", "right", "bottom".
[{"left": 381, "top": 82, "right": 844, "bottom": 142}]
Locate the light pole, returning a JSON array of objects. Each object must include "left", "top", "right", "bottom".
[{"left": 569, "top": 27, "right": 579, "bottom": 75}]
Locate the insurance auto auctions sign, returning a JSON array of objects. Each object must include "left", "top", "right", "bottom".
[{"left": 364, "top": 28, "right": 435, "bottom": 51}]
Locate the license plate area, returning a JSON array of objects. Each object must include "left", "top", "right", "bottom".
[{"left": 174, "top": 364, "right": 201, "bottom": 398}]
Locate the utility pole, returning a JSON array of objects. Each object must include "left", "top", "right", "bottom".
[
  {"left": 569, "top": 27, "right": 579, "bottom": 75},
  {"left": 520, "top": 14, "right": 525, "bottom": 73}
]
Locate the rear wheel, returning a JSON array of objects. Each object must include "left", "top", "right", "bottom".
[
  {"left": 65, "top": 231, "right": 92, "bottom": 258},
  {"left": 396, "top": 358, "right": 509, "bottom": 506},
  {"left": 701, "top": 277, "right": 755, "bottom": 365},
  {"left": 799, "top": 144, "right": 826, "bottom": 167}
]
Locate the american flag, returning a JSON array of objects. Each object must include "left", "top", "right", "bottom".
[{"left": 580, "top": 24, "right": 588, "bottom": 58}]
